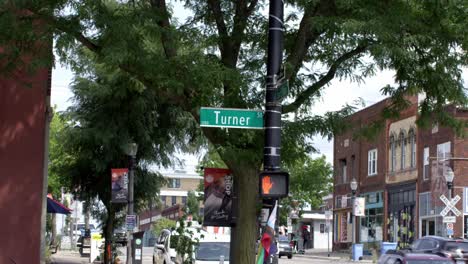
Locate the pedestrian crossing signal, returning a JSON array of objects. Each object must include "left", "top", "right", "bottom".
[{"left": 259, "top": 171, "right": 289, "bottom": 198}]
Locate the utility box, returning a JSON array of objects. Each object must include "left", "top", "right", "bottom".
[{"left": 352, "top": 243, "right": 363, "bottom": 261}]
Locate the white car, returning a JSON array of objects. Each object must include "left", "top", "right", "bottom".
[
  {"left": 194, "top": 234, "right": 230, "bottom": 264},
  {"left": 153, "top": 229, "right": 177, "bottom": 264},
  {"left": 153, "top": 229, "right": 230, "bottom": 264}
]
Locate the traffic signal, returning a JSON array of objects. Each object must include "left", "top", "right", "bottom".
[{"left": 259, "top": 171, "right": 289, "bottom": 198}]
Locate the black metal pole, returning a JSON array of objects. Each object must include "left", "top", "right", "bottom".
[
  {"left": 264, "top": 0, "right": 284, "bottom": 169},
  {"left": 263, "top": 0, "right": 284, "bottom": 263},
  {"left": 127, "top": 155, "right": 135, "bottom": 264},
  {"left": 447, "top": 182, "right": 453, "bottom": 238}
]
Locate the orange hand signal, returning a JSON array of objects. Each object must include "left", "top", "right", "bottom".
[{"left": 262, "top": 176, "right": 274, "bottom": 194}]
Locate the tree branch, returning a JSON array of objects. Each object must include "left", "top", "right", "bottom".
[
  {"left": 150, "top": 0, "right": 177, "bottom": 59},
  {"left": 24, "top": 10, "right": 102, "bottom": 54},
  {"left": 229, "top": 0, "right": 257, "bottom": 65},
  {"left": 283, "top": 44, "right": 369, "bottom": 113},
  {"left": 207, "top": 0, "right": 228, "bottom": 41},
  {"left": 27, "top": 8, "right": 188, "bottom": 107},
  {"left": 285, "top": 0, "right": 336, "bottom": 85}
]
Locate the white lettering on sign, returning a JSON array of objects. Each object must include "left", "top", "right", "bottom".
[
  {"left": 214, "top": 111, "right": 250, "bottom": 126},
  {"left": 224, "top": 174, "right": 233, "bottom": 195},
  {"left": 443, "top": 216, "right": 456, "bottom": 223}
]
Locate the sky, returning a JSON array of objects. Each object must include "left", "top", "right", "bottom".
[
  {"left": 50, "top": 56, "right": 392, "bottom": 172},
  {"left": 50, "top": 2, "right": 466, "bottom": 173}
]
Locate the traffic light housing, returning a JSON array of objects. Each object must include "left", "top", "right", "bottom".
[{"left": 259, "top": 171, "right": 289, "bottom": 198}]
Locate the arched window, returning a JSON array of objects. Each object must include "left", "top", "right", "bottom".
[
  {"left": 400, "top": 131, "right": 406, "bottom": 170},
  {"left": 390, "top": 135, "right": 396, "bottom": 172},
  {"left": 409, "top": 129, "right": 416, "bottom": 168}
]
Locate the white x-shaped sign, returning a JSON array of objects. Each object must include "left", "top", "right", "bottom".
[{"left": 440, "top": 194, "right": 461, "bottom": 217}]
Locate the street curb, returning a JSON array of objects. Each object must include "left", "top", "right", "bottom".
[
  {"left": 292, "top": 254, "right": 341, "bottom": 260},
  {"left": 293, "top": 254, "right": 374, "bottom": 263}
]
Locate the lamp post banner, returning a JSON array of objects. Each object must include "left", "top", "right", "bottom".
[
  {"left": 111, "top": 168, "right": 129, "bottom": 203},
  {"left": 203, "top": 168, "right": 233, "bottom": 226}
]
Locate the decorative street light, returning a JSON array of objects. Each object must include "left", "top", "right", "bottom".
[
  {"left": 445, "top": 168, "right": 454, "bottom": 191},
  {"left": 124, "top": 142, "right": 138, "bottom": 264},
  {"left": 350, "top": 178, "right": 358, "bottom": 260}
]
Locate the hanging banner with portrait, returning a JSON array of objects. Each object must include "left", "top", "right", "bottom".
[
  {"left": 203, "top": 168, "right": 234, "bottom": 226},
  {"left": 111, "top": 168, "right": 129, "bottom": 203}
]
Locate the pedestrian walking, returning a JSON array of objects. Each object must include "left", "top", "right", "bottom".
[{"left": 302, "top": 225, "right": 310, "bottom": 251}]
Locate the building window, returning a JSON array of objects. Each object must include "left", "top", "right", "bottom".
[
  {"left": 182, "top": 196, "right": 187, "bottom": 205},
  {"left": 390, "top": 135, "right": 396, "bottom": 172},
  {"left": 161, "top": 196, "right": 167, "bottom": 207},
  {"left": 409, "top": 129, "right": 416, "bottom": 168},
  {"left": 423, "top": 147, "right": 430, "bottom": 180},
  {"left": 400, "top": 131, "right": 406, "bottom": 170},
  {"left": 419, "top": 192, "right": 432, "bottom": 216},
  {"left": 359, "top": 207, "right": 383, "bottom": 243},
  {"left": 437, "top": 141, "right": 451, "bottom": 160},
  {"left": 171, "top": 196, "right": 177, "bottom": 206},
  {"left": 320, "top": 223, "right": 326, "bottom": 233},
  {"left": 169, "top": 178, "right": 181, "bottom": 188},
  {"left": 340, "top": 159, "right": 347, "bottom": 184},
  {"left": 368, "top": 149, "right": 377, "bottom": 176}
]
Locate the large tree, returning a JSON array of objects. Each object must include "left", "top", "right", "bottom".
[
  {"left": 50, "top": 63, "right": 180, "bottom": 262},
  {"left": 2, "top": 1, "right": 467, "bottom": 262}
]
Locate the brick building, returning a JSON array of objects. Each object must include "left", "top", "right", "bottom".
[
  {"left": 333, "top": 96, "right": 467, "bottom": 251},
  {"left": 333, "top": 97, "right": 397, "bottom": 250},
  {"left": 0, "top": 34, "right": 52, "bottom": 262},
  {"left": 417, "top": 106, "right": 468, "bottom": 240}
]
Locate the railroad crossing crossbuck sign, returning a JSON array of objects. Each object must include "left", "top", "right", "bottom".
[{"left": 440, "top": 194, "right": 461, "bottom": 217}]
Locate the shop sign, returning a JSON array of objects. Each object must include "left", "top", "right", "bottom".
[
  {"left": 341, "top": 196, "right": 348, "bottom": 208},
  {"left": 443, "top": 216, "right": 456, "bottom": 223},
  {"left": 354, "top": 197, "right": 365, "bottom": 216},
  {"left": 464, "top": 188, "right": 468, "bottom": 214}
]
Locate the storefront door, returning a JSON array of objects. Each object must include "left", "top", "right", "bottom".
[{"left": 421, "top": 218, "right": 436, "bottom": 237}]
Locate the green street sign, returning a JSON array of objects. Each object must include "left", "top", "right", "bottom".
[
  {"left": 200, "top": 107, "right": 264, "bottom": 129},
  {"left": 275, "top": 79, "right": 289, "bottom": 101}
]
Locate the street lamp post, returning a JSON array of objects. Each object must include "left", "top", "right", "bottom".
[
  {"left": 124, "top": 142, "right": 138, "bottom": 264},
  {"left": 445, "top": 169, "right": 454, "bottom": 238},
  {"left": 350, "top": 178, "right": 358, "bottom": 260}
]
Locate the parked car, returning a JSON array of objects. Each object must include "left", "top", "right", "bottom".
[
  {"left": 410, "top": 236, "right": 468, "bottom": 264},
  {"left": 378, "top": 250, "right": 454, "bottom": 264},
  {"left": 72, "top": 223, "right": 97, "bottom": 236},
  {"left": 277, "top": 237, "right": 293, "bottom": 259},
  {"left": 194, "top": 234, "right": 230, "bottom": 264},
  {"left": 153, "top": 228, "right": 212, "bottom": 264},
  {"left": 114, "top": 228, "right": 127, "bottom": 247},
  {"left": 153, "top": 229, "right": 176, "bottom": 264}
]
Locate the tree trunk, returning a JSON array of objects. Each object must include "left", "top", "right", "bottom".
[
  {"left": 104, "top": 204, "right": 115, "bottom": 264},
  {"left": 51, "top": 213, "right": 57, "bottom": 245},
  {"left": 230, "top": 165, "right": 259, "bottom": 264},
  {"left": 84, "top": 200, "right": 90, "bottom": 230}
]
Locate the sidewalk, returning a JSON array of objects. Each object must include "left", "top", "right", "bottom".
[
  {"left": 295, "top": 248, "right": 376, "bottom": 263},
  {"left": 50, "top": 250, "right": 90, "bottom": 264}
]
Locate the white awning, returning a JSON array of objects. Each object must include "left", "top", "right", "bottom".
[{"left": 302, "top": 213, "right": 326, "bottom": 220}]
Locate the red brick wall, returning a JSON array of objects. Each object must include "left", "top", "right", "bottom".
[
  {"left": 452, "top": 109, "right": 468, "bottom": 237},
  {"left": 0, "top": 65, "right": 49, "bottom": 262}
]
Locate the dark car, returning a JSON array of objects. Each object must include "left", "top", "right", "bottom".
[
  {"left": 410, "top": 236, "right": 468, "bottom": 264},
  {"left": 378, "top": 251, "right": 454, "bottom": 264},
  {"left": 278, "top": 238, "right": 293, "bottom": 259}
]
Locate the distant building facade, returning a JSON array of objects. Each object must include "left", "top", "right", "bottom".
[
  {"left": 138, "top": 170, "right": 202, "bottom": 231},
  {"left": 333, "top": 96, "right": 467, "bottom": 251}
]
